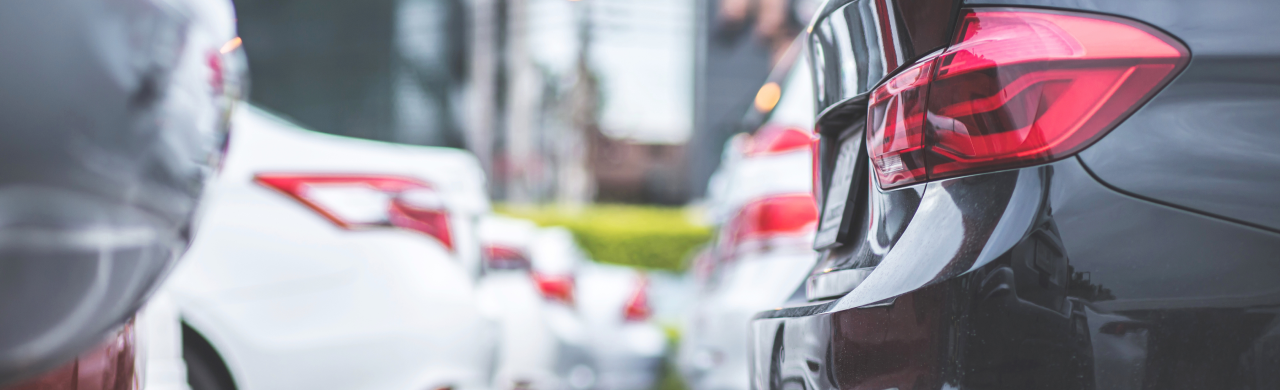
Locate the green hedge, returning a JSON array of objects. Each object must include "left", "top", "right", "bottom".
[{"left": 495, "top": 204, "right": 711, "bottom": 271}]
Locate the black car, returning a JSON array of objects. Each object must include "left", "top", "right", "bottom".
[{"left": 748, "top": 0, "right": 1280, "bottom": 389}]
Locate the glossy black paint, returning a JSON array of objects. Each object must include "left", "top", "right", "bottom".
[
  {"left": 809, "top": 0, "right": 956, "bottom": 237},
  {"left": 756, "top": 158, "right": 1280, "bottom": 389},
  {"left": 808, "top": 0, "right": 961, "bottom": 113},
  {"left": 752, "top": 1, "right": 1280, "bottom": 388}
]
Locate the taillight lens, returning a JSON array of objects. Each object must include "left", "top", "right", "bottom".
[
  {"left": 208, "top": 51, "right": 225, "bottom": 95},
  {"left": 483, "top": 245, "right": 532, "bottom": 270},
  {"left": 389, "top": 189, "right": 452, "bottom": 249},
  {"left": 732, "top": 194, "right": 818, "bottom": 241},
  {"left": 255, "top": 174, "right": 454, "bottom": 250},
  {"left": 866, "top": 8, "right": 1189, "bottom": 189},
  {"left": 867, "top": 58, "right": 935, "bottom": 188},
  {"left": 622, "top": 276, "right": 652, "bottom": 322},
  {"left": 532, "top": 273, "right": 575, "bottom": 306},
  {"left": 721, "top": 194, "right": 818, "bottom": 257},
  {"left": 745, "top": 125, "right": 812, "bottom": 156}
]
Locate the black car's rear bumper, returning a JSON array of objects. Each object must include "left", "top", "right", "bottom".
[{"left": 750, "top": 157, "right": 1280, "bottom": 390}]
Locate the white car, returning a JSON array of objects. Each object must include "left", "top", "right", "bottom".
[
  {"left": 136, "top": 291, "right": 200, "bottom": 390},
  {"left": 476, "top": 219, "right": 594, "bottom": 390},
  {"left": 474, "top": 216, "right": 551, "bottom": 390},
  {"left": 161, "top": 106, "right": 497, "bottom": 390},
  {"left": 576, "top": 262, "right": 667, "bottom": 390},
  {"left": 679, "top": 47, "right": 818, "bottom": 390},
  {"left": 527, "top": 228, "right": 598, "bottom": 390}
]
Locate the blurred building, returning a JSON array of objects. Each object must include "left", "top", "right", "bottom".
[
  {"left": 232, "top": 0, "right": 809, "bottom": 204},
  {"left": 233, "top": 0, "right": 469, "bottom": 147},
  {"left": 590, "top": 139, "right": 689, "bottom": 205},
  {"left": 470, "top": 0, "right": 696, "bottom": 205}
]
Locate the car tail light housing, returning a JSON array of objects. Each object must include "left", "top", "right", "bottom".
[
  {"left": 622, "top": 276, "right": 652, "bottom": 322},
  {"left": 745, "top": 125, "right": 813, "bottom": 157},
  {"left": 483, "top": 245, "right": 532, "bottom": 270},
  {"left": 867, "top": 57, "right": 935, "bottom": 188},
  {"left": 867, "top": 8, "right": 1189, "bottom": 189},
  {"left": 208, "top": 51, "right": 225, "bottom": 95},
  {"left": 532, "top": 273, "right": 575, "bottom": 306},
  {"left": 741, "top": 124, "right": 821, "bottom": 202},
  {"left": 720, "top": 193, "right": 818, "bottom": 258},
  {"left": 255, "top": 174, "right": 454, "bottom": 250}
]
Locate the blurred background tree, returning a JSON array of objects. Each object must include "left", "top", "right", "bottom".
[{"left": 497, "top": 204, "right": 711, "bottom": 271}]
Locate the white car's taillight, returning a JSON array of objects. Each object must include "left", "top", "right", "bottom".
[
  {"left": 483, "top": 245, "right": 532, "bottom": 270},
  {"left": 622, "top": 275, "right": 652, "bottom": 322},
  {"left": 719, "top": 193, "right": 818, "bottom": 258},
  {"left": 532, "top": 272, "right": 575, "bottom": 306},
  {"left": 254, "top": 174, "right": 454, "bottom": 251},
  {"left": 743, "top": 125, "right": 812, "bottom": 157}
]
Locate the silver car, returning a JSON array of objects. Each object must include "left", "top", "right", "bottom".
[{"left": 0, "top": 0, "right": 243, "bottom": 384}]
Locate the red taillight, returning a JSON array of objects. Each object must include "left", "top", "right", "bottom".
[
  {"left": 483, "top": 245, "right": 532, "bottom": 270},
  {"left": 745, "top": 125, "right": 812, "bottom": 156},
  {"left": 867, "top": 58, "right": 934, "bottom": 188},
  {"left": 622, "top": 276, "right": 652, "bottom": 322},
  {"left": 866, "top": 8, "right": 1189, "bottom": 189},
  {"left": 533, "top": 273, "right": 575, "bottom": 306},
  {"left": 389, "top": 195, "right": 453, "bottom": 250},
  {"left": 732, "top": 194, "right": 818, "bottom": 241},
  {"left": 255, "top": 174, "right": 454, "bottom": 250},
  {"left": 721, "top": 194, "right": 818, "bottom": 257},
  {"left": 207, "top": 51, "right": 224, "bottom": 95}
]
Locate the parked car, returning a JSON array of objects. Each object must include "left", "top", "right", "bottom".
[
  {"left": 0, "top": 0, "right": 242, "bottom": 386},
  {"left": 476, "top": 215, "right": 568, "bottom": 390},
  {"left": 750, "top": 1, "right": 1280, "bottom": 389},
  {"left": 160, "top": 106, "right": 496, "bottom": 390},
  {"left": 138, "top": 293, "right": 197, "bottom": 390},
  {"left": 527, "top": 227, "right": 597, "bottom": 390},
  {"left": 577, "top": 261, "right": 668, "bottom": 390},
  {"left": 477, "top": 217, "right": 604, "bottom": 390},
  {"left": 680, "top": 44, "right": 818, "bottom": 390}
]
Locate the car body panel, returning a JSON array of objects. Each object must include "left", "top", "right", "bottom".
[
  {"left": 478, "top": 272, "right": 563, "bottom": 390},
  {"left": 687, "top": 48, "right": 821, "bottom": 390},
  {"left": 165, "top": 107, "right": 496, "bottom": 390},
  {"left": 688, "top": 252, "right": 815, "bottom": 390},
  {"left": 528, "top": 228, "right": 597, "bottom": 390},
  {"left": 806, "top": 0, "right": 959, "bottom": 115},
  {"left": 577, "top": 262, "right": 667, "bottom": 390},
  {"left": 1, "top": 324, "right": 138, "bottom": 390},
  {"left": 0, "top": 0, "right": 241, "bottom": 383},
  {"left": 755, "top": 158, "right": 1280, "bottom": 389},
  {"left": 135, "top": 292, "right": 192, "bottom": 390},
  {"left": 478, "top": 218, "right": 599, "bottom": 390},
  {"left": 751, "top": 1, "right": 1280, "bottom": 389},
  {"left": 962, "top": 0, "right": 1280, "bottom": 232}
]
